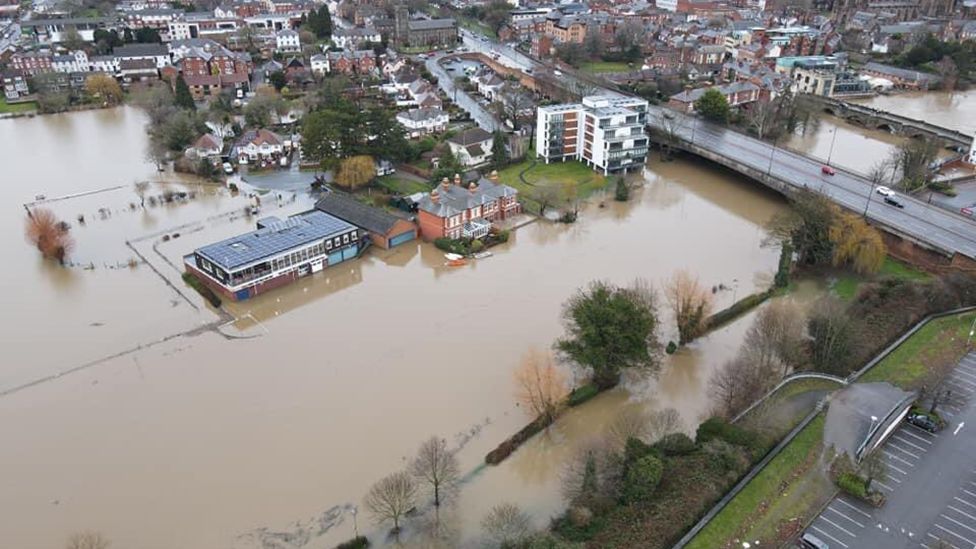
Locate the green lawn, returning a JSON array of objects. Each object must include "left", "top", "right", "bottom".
[
  {"left": 739, "top": 377, "right": 843, "bottom": 439},
  {"left": 375, "top": 176, "right": 430, "bottom": 195},
  {"left": 858, "top": 311, "right": 976, "bottom": 389},
  {"left": 687, "top": 415, "right": 827, "bottom": 549},
  {"left": 580, "top": 61, "right": 633, "bottom": 74},
  {"left": 833, "top": 256, "right": 929, "bottom": 301},
  {"left": 497, "top": 158, "right": 608, "bottom": 213},
  {"left": 0, "top": 98, "right": 37, "bottom": 114}
]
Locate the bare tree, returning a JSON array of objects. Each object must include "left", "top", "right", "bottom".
[
  {"left": 531, "top": 184, "right": 561, "bottom": 216},
  {"left": 664, "top": 270, "right": 714, "bottom": 345},
  {"left": 25, "top": 208, "right": 74, "bottom": 265},
  {"left": 890, "top": 137, "right": 939, "bottom": 192},
  {"left": 492, "top": 82, "right": 533, "bottom": 131},
  {"left": 808, "top": 297, "right": 853, "bottom": 375},
  {"left": 560, "top": 439, "right": 619, "bottom": 506},
  {"left": 652, "top": 112, "right": 685, "bottom": 161},
  {"left": 481, "top": 503, "right": 532, "bottom": 547},
  {"left": 513, "top": 348, "right": 568, "bottom": 424},
  {"left": 606, "top": 405, "right": 650, "bottom": 450},
  {"left": 647, "top": 407, "right": 681, "bottom": 441},
  {"left": 746, "top": 98, "right": 778, "bottom": 140},
  {"left": 363, "top": 471, "right": 417, "bottom": 535},
  {"left": 937, "top": 56, "right": 959, "bottom": 92},
  {"left": 66, "top": 532, "right": 110, "bottom": 549},
  {"left": 410, "top": 436, "right": 460, "bottom": 508},
  {"left": 709, "top": 354, "right": 766, "bottom": 419},
  {"left": 134, "top": 181, "right": 150, "bottom": 207},
  {"left": 860, "top": 450, "right": 887, "bottom": 492},
  {"left": 743, "top": 300, "right": 807, "bottom": 378}
]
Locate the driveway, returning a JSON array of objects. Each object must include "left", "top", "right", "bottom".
[{"left": 806, "top": 353, "right": 976, "bottom": 549}]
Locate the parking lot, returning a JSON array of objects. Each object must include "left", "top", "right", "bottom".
[{"left": 805, "top": 352, "right": 976, "bottom": 549}]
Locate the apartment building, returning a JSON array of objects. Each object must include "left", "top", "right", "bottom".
[{"left": 535, "top": 95, "right": 649, "bottom": 175}]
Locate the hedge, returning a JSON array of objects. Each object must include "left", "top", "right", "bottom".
[
  {"left": 837, "top": 472, "right": 869, "bottom": 499},
  {"left": 334, "top": 537, "right": 369, "bottom": 549},
  {"left": 567, "top": 383, "right": 600, "bottom": 407},
  {"left": 485, "top": 414, "right": 551, "bottom": 465},
  {"left": 704, "top": 289, "right": 774, "bottom": 331},
  {"left": 654, "top": 433, "right": 697, "bottom": 456},
  {"left": 695, "top": 418, "right": 762, "bottom": 452},
  {"left": 182, "top": 272, "right": 222, "bottom": 308}
]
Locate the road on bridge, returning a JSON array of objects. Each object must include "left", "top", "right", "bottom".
[{"left": 647, "top": 106, "right": 976, "bottom": 260}]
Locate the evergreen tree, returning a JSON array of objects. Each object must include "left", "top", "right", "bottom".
[
  {"left": 174, "top": 76, "right": 196, "bottom": 111},
  {"left": 490, "top": 131, "right": 508, "bottom": 170},
  {"left": 694, "top": 88, "right": 730, "bottom": 124}
]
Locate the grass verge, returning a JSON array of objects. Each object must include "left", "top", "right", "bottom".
[
  {"left": 858, "top": 310, "right": 975, "bottom": 389},
  {"left": 580, "top": 60, "right": 633, "bottom": 73},
  {"left": 0, "top": 98, "right": 38, "bottom": 114},
  {"left": 375, "top": 176, "right": 429, "bottom": 195},
  {"left": 496, "top": 158, "right": 608, "bottom": 213},
  {"left": 833, "top": 256, "right": 929, "bottom": 301},
  {"left": 685, "top": 415, "right": 828, "bottom": 549}
]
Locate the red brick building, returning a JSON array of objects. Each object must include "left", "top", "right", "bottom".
[{"left": 415, "top": 174, "right": 521, "bottom": 240}]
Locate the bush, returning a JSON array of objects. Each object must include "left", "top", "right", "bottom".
[
  {"left": 334, "top": 537, "right": 369, "bottom": 549},
  {"left": 182, "top": 272, "right": 222, "bottom": 308},
  {"left": 494, "top": 229, "right": 510, "bottom": 243},
  {"left": 485, "top": 414, "right": 550, "bottom": 465},
  {"left": 704, "top": 289, "right": 774, "bottom": 331},
  {"left": 665, "top": 340, "right": 678, "bottom": 354},
  {"left": 654, "top": 433, "right": 696, "bottom": 456},
  {"left": 567, "top": 383, "right": 600, "bottom": 406},
  {"left": 622, "top": 454, "right": 664, "bottom": 504},
  {"left": 433, "top": 237, "right": 469, "bottom": 255},
  {"left": 471, "top": 239, "right": 484, "bottom": 253},
  {"left": 695, "top": 417, "right": 761, "bottom": 451},
  {"left": 614, "top": 177, "right": 630, "bottom": 202},
  {"left": 837, "top": 472, "right": 869, "bottom": 499}
]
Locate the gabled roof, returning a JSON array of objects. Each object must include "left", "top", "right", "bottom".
[
  {"left": 396, "top": 106, "right": 446, "bottom": 122},
  {"left": 240, "top": 128, "right": 283, "bottom": 147},
  {"left": 448, "top": 127, "right": 493, "bottom": 146},
  {"left": 416, "top": 178, "right": 517, "bottom": 218},
  {"left": 315, "top": 191, "right": 411, "bottom": 235},
  {"left": 192, "top": 133, "right": 222, "bottom": 151},
  {"left": 113, "top": 43, "right": 168, "bottom": 58}
]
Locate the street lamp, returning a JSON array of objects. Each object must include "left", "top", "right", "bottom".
[
  {"left": 826, "top": 127, "right": 839, "bottom": 167},
  {"left": 766, "top": 136, "right": 778, "bottom": 181},
  {"left": 350, "top": 506, "right": 359, "bottom": 538}
]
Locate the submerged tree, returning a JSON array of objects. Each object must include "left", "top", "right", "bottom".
[
  {"left": 410, "top": 436, "right": 460, "bottom": 508},
  {"left": 513, "top": 348, "right": 568, "bottom": 424},
  {"left": 25, "top": 208, "right": 74, "bottom": 265},
  {"left": 66, "top": 531, "right": 110, "bottom": 549},
  {"left": 481, "top": 502, "right": 532, "bottom": 547},
  {"left": 829, "top": 212, "right": 886, "bottom": 275},
  {"left": 555, "top": 279, "right": 660, "bottom": 389},
  {"left": 363, "top": 471, "right": 417, "bottom": 536},
  {"left": 664, "top": 270, "right": 713, "bottom": 345}
]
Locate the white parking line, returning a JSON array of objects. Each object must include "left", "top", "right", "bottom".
[
  {"left": 836, "top": 498, "right": 872, "bottom": 518},
  {"left": 811, "top": 525, "right": 849, "bottom": 548},
  {"left": 942, "top": 409, "right": 957, "bottom": 418},
  {"left": 883, "top": 449, "right": 916, "bottom": 468},
  {"left": 949, "top": 374, "right": 976, "bottom": 388},
  {"left": 820, "top": 516, "right": 859, "bottom": 538},
  {"left": 951, "top": 369, "right": 976, "bottom": 383},
  {"left": 887, "top": 442, "right": 922, "bottom": 460},
  {"left": 942, "top": 380, "right": 974, "bottom": 396},
  {"left": 882, "top": 459, "right": 909, "bottom": 476},
  {"left": 892, "top": 435, "right": 930, "bottom": 453},
  {"left": 874, "top": 480, "right": 895, "bottom": 492},
  {"left": 899, "top": 428, "right": 934, "bottom": 444},
  {"left": 936, "top": 522, "right": 976, "bottom": 547},
  {"left": 963, "top": 489, "right": 976, "bottom": 499},
  {"left": 927, "top": 532, "right": 961, "bottom": 549},
  {"left": 948, "top": 505, "right": 976, "bottom": 522},
  {"left": 955, "top": 496, "right": 976, "bottom": 510},
  {"left": 941, "top": 514, "right": 976, "bottom": 536},
  {"left": 828, "top": 506, "right": 866, "bottom": 528}
]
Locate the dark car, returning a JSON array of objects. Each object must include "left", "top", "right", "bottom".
[
  {"left": 884, "top": 196, "right": 905, "bottom": 208},
  {"left": 906, "top": 412, "right": 940, "bottom": 433}
]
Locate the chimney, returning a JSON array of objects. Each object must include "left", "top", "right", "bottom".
[
  {"left": 489, "top": 170, "right": 499, "bottom": 181},
  {"left": 441, "top": 177, "right": 450, "bottom": 190},
  {"left": 454, "top": 173, "right": 462, "bottom": 186},
  {"left": 468, "top": 181, "right": 478, "bottom": 194},
  {"left": 430, "top": 189, "right": 440, "bottom": 203}
]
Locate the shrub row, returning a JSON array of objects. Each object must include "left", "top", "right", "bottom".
[
  {"left": 334, "top": 536, "right": 369, "bottom": 549},
  {"left": 182, "top": 272, "right": 222, "bottom": 308},
  {"left": 704, "top": 289, "right": 774, "bottom": 331},
  {"left": 485, "top": 414, "right": 551, "bottom": 465},
  {"left": 837, "top": 472, "right": 869, "bottom": 499},
  {"left": 567, "top": 383, "right": 600, "bottom": 407},
  {"left": 695, "top": 418, "right": 763, "bottom": 453}
]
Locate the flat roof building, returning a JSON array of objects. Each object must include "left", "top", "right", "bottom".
[{"left": 184, "top": 210, "right": 362, "bottom": 301}]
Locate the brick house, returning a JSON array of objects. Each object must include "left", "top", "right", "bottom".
[
  {"left": 415, "top": 174, "right": 520, "bottom": 240},
  {"left": 326, "top": 50, "right": 377, "bottom": 75}
]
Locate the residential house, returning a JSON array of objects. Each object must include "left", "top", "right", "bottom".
[
  {"left": 667, "top": 81, "right": 761, "bottom": 113},
  {"left": 310, "top": 53, "right": 329, "bottom": 75},
  {"left": 415, "top": 175, "right": 520, "bottom": 240},
  {"left": 2, "top": 69, "right": 30, "bottom": 101},
  {"left": 332, "top": 26, "right": 381, "bottom": 49},
  {"left": 10, "top": 52, "right": 53, "bottom": 76},
  {"left": 114, "top": 43, "right": 170, "bottom": 68},
  {"left": 185, "top": 133, "right": 223, "bottom": 159},
  {"left": 447, "top": 127, "right": 494, "bottom": 168},
  {"left": 406, "top": 78, "right": 442, "bottom": 108},
  {"left": 20, "top": 17, "right": 113, "bottom": 44},
  {"left": 315, "top": 192, "right": 418, "bottom": 249},
  {"left": 326, "top": 50, "right": 377, "bottom": 75},
  {"left": 396, "top": 107, "right": 449, "bottom": 138},
  {"left": 52, "top": 50, "right": 89, "bottom": 73},
  {"left": 119, "top": 58, "right": 160, "bottom": 82},
  {"left": 235, "top": 128, "right": 285, "bottom": 163},
  {"left": 275, "top": 29, "right": 301, "bottom": 53},
  {"left": 475, "top": 72, "right": 505, "bottom": 101}
]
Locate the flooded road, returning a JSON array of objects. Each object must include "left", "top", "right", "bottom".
[{"left": 2, "top": 93, "right": 963, "bottom": 548}]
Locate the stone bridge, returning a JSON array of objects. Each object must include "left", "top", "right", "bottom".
[{"left": 815, "top": 96, "right": 972, "bottom": 149}]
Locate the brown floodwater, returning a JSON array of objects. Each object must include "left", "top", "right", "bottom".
[
  {"left": 0, "top": 96, "right": 961, "bottom": 549},
  {"left": 852, "top": 89, "right": 976, "bottom": 136}
]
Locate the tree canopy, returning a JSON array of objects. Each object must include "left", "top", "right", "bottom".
[
  {"left": 694, "top": 88, "right": 730, "bottom": 123},
  {"left": 302, "top": 101, "right": 408, "bottom": 168},
  {"left": 305, "top": 5, "right": 333, "bottom": 39},
  {"left": 174, "top": 76, "right": 196, "bottom": 111}
]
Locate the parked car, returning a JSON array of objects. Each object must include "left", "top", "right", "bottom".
[
  {"left": 875, "top": 186, "right": 895, "bottom": 197},
  {"left": 554, "top": 69, "right": 563, "bottom": 76},
  {"left": 906, "top": 412, "right": 940, "bottom": 433},
  {"left": 222, "top": 162, "right": 233, "bottom": 174},
  {"left": 821, "top": 165, "right": 835, "bottom": 176},
  {"left": 884, "top": 196, "right": 905, "bottom": 209},
  {"left": 799, "top": 532, "right": 829, "bottom": 549}
]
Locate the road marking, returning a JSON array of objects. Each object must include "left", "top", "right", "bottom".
[
  {"left": 955, "top": 496, "right": 976, "bottom": 510},
  {"left": 874, "top": 480, "right": 895, "bottom": 492},
  {"left": 943, "top": 380, "right": 974, "bottom": 395},
  {"left": 892, "top": 434, "right": 929, "bottom": 452},
  {"left": 928, "top": 532, "right": 961, "bottom": 549},
  {"left": 887, "top": 442, "right": 922, "bottom": 459},
  {"left": 820, "top": 515, "right": 859, "bottom": 537},
  {"left": 935, "top": 523, "right": 976, "bottom": 546},
  {"left": 948, "top": 505, "right": 976, "bottom": 522},
  {"left": 942, "top": 410, "right": 957, "bottom": 418},
  {"left": 963, "top": 489, "right": 976, "bottom": 499},
  {"left": 836, "top": 498, "right": 872, "bottom": 518},
  {"left": 900, "top": 428, "right": 934, "bottom": 444},
  {"left": 955, "top": 422, "right": 966, "bottom": 436},
  {"left": 811, "top": 525, "right": 849, "bottom": 548},
  {"left": 883, "top": 449, "right": 916, "bottom": 467},
  {"left": 949, "top": 374, "right": 976, "bottom": 388},
  {"left": 828, "top": 505, "right": 866, "bottom": 528},
  {"left": 941, "top": 514, "right": 976, "bottom": 535},
  {"left": 951, "top": 369, "right": 976, "bottom": 383},
  {"left": 882, "top": 457, "right": 909, "bottom": 476}
]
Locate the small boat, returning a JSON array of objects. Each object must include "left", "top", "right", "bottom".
[
  {"left": 473, "top": 251, "right": 493, "bottom": 259},
  {"left": 447, "top": 258, "right": 467, "bottom": 267},
  {"left": 444, "top": 253, "right": 463, "bottom": 261}
]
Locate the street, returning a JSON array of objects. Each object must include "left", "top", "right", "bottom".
[{"left": 808, "top": 353, "right": 976, "bottom": 549}]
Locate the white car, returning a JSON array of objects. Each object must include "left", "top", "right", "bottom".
[
  {"left": 554, "top": 70, "right": 563, "bottom": 76},
  {"left": 875, "top": 186, "right": 895, "bottom": 197},
  {"left": 222, "top": 162, "right": 233, "bottom": 174}
]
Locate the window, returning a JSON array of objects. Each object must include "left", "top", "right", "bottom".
[
  {"left": 334, "top": 237, "right": 341, "bottom": 247},
  {"left": 342, "top": 233, "right": 350, "bottom": 244}
]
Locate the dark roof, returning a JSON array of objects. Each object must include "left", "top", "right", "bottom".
[
  {"left": 196, "top": 210, "right": 357, "bottom": 271},
  {"left": 315, "top": 191, "right": 408, "bottom": 235},
  {"left": 448, "top": 127, "right": 492, "bottom": 145},
  {"left": 408, "top": 18, "right": 456, "bottom": 31},
  {"left": 113, "top": 43, "right": 168, "bottom": 57},
  {"left": 417, "top": 177, "right": 518, "bottom": 218}
]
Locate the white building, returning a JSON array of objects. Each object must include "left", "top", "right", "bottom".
[
  {"left": 52, "top": 50, "right": 89, "bottom": 73},
  {"left": 332, "top": 27, "right": 381, "bottom": 50},
  {"left": 396, "top": 107, "right": 449, "bottom": 138},
  {"left": 656, "top": 0, "right": 678, "bottom": 11},
  {"left": 535, "top": 95, "right": 649, "bottom": 175},
  {"left": 276, "top": 29, "right": 301, "bottom": 53},
  {"left": 310, "top": 53, "right": 329, "bottom": 75},
  {"left": 967, "top": 132, "right": 976, "bottom": 166}
]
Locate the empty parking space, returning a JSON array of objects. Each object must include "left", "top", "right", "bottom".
[{"left": 922, "top": 472, "right": 976, "bottom": 549}]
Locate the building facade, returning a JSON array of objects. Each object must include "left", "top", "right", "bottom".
[
  {"left": 415, "top": 175, "right": 520, "bottom": 240},
  {"left": 536, "top": 95, "right": 649, "bottom": 175},
  {"left": 185, "top": 210, "right": 362, "bottom": 301}
]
